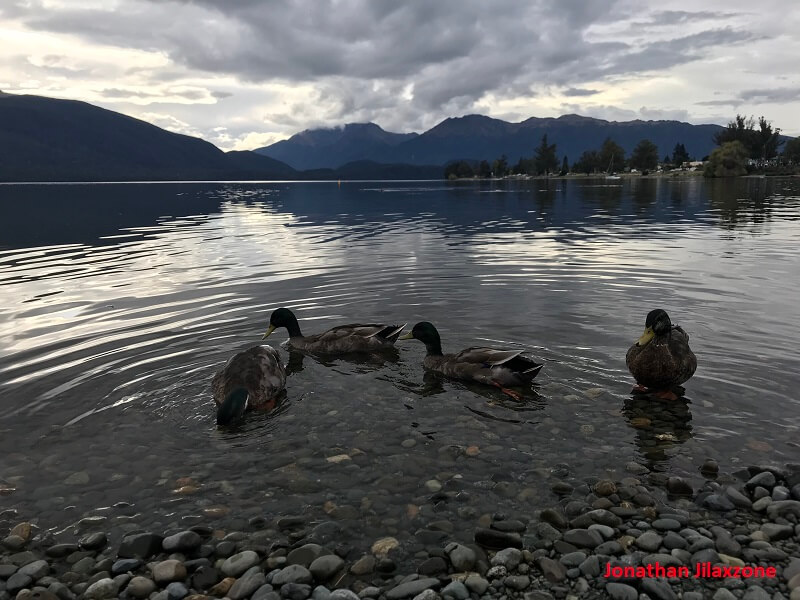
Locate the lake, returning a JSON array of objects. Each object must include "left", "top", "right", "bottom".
[{"left": 0, "top": 177, "right": 798, "bottom": 562}]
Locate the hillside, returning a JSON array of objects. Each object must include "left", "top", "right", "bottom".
[
  {"left": 257, "top": 114, "right": 726, "bottom": 169},
  {"left": 256, "top": 123, "right": 418, "bottom": 170},
  {"left": 0, "top": 93, "right": 297, "bottom": 182}
]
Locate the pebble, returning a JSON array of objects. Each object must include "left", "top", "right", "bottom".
[{"left": 222, "top": 550, "right": 262, "bottom": 577}]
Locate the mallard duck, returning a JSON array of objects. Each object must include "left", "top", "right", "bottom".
[
  {"left": 399, "top": 321, "right": 543, "bottom": 400},
  {"left": 212, "top": 345, "right": 286, "bottom": 425},
  {"left": 625, "top": 309, "right": 697, "bottom": 399},
  {"left": 263, "top": 307, "right": 406, "bottom": 354}
]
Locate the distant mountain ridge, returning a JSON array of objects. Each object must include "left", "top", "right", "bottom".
[
  {"left": 261, "top": 123, "right": 418, "bottom": 170},
  {"left": 256, "top": 114, "right": 726, "bottom": 170}
]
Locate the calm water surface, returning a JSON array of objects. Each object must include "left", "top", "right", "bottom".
[{"left": 1, "top": 177, "right": 798, "bottom": 558}]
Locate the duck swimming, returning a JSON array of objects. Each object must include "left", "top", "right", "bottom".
[
  {"left": 400, "top": 321, "right": 543, "bottom": 400},
  {"left": 625, "top": 309, "right": 697, "bottom": 400},
  {"left": 212, "top": 345, "right": 286, "bottom": 425},
  {"left": 263, "top": 307, "right": 405, "bottom": 354}
]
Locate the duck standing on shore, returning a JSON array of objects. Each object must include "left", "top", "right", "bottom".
[
  {"left": 399, "top": 321, "right": 543, "bottom": 400},
  {"left": 212, "top": 345, "right": 286, "bottom": 425},
  {"left": 263, "top": 307, "right": 405, "bottom": 354},
  {"left": 626, "top": 309, "right": 697, "bottom": 400}
]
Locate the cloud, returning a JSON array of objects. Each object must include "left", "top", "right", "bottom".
[
  {"left": 1, "top": 0, "right": 798, "bottom": 148},
  {"left": 563, "top": 88, "right": 600, "bottom": 97}
]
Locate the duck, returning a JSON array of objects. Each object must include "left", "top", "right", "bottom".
[
  {"left": 399, "top": 321, "right": 543, "bottom": 400},
  {"left": 212, "top": 345, "right": 286, "bottom": 425},
  {"left": 262, "top": 307, "right": 406, "bottom": 354},
  {"left": 625, "top": 309, "right": 697, "bottom": 400}
]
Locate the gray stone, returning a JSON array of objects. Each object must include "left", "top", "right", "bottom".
[
  {"left": 724, "top": 487, "right": 753, "bottom": 509},
  {"left": 635, "top": 530, "right": 663, "bottom": 552},
  {"left": 411, "top": 591, "right": 437, "bottom": 600},
  {"left": 223, "top": 551, "right": 262, "bottom": 578},
  {"left": 309, "top": 555, "right": 344, "bottom": 581},
  {"left": 641, "top": 578, "right": 677, "bottom": 600},
  {"left": 126, "top": 576, "right": 157, "bottom": 599},
  {"left": 329, "top": 591, "right": 359, "bottom": 600},
  {"left": 356, "top": 587, "right": 380, "bottom": 599},
  {"left": 111, "top": 558, "right": 141, "bottom": 575},
  {"left": 588, "top": 524, "right": 615, "bottom": 539},
  {"left": 753, "top": 496, "right": 773, "bottom": 511},
  {"left": 742, "top": 586, "right": 771, "bottom": 600},
  {"left": 166, "top": 582, "right": 188, "bottom": 600},
  {"left": 17, "top": 560, "right": 49, "bottom": 580},
  {"left": 463, "top": 575, "right": 488, "bottom": 595},
  {"left": 652, "top": 519, "right": 681, "bottom": 531},
  {"left": 762, "top": 523, "right": 794, "bottom": 541},
  {"left": 606, "top": 582, "right": 638, "bottom": 600},
  {"left": 446, "top": 544, "right": 476, "bottom": 571},
  {"left": 562, "top": 528, "right": 603, "bottom": 549},
  {"left": 536, "top": 557, "right": 566, "bottom": 583},
  {"left": 385, "top": 578, "right": 440, "bottom": 600},
  {"left": 349, "top": 555, "right": 374, "bottom": 576},
  {"left": 474, "top": 528, "right": 522, "bottom": 549},
  {"left": 442, "top": 581, "right": 470, "bottom": 599},
  {"left": 417, "top": 557, "right": 447, "bottom": 576},
  {"left": 281, "top": 583, "right": 313, "bottom": 600},
  {"left": 772, "top": 485, "right": 791, "bottom": 500},
  {"left": 273, "top": 565, "right": 314, "bottom": 586},
  {"left": 79, "top": 532, "right": 108, "bottom": 551},
  {"left": 747, "top": 471, "right": 777, "bottom": 490},
  {"left": 83, "top": 578, "right": 118, "bottom": 600},
  {"left": 118, "top": 533, "right": 164, "bottom": 559},
  {"left": 162, "top": 531, "right": 202, "bottom": 553},
  {"left": 491, "top": 548, "right": 522, "bottom": 570},
  {"left": 578, "top": 555, "right": 600, "bottom": 578},
  {"left": 254, "top": 585, "right": 278, "bottom": 600},
  {"left": 524, "top": 593, "right": 554, "bottom": 600},
  {"left": 287, "top": 545, "right": 324, "bottom": 568},
  {"left": 0, "top": 564, "right": 18, "bottom": 578},
  {"left": 702, "top": 493, "right": 736, "bottom": 511},
  {"left": 502, "top": 575, "right": 529, "bottom": 591},
  {"left": 152, "top": 560, "right": 187, "bottom": 585},
  {"left": 229, "top": 567, "right": 267, "bottom": 600},
  {"left": 559, "top": 551, "right": 586, "bottom": 568},
  {"left": 767, "top": 500, "right": 800, "bottom": 519},
  {"left": 5, "top": 573, "right": 32, "bottom": 593},
  {"left": 713, "top": 589, "right": 737, "bottom": 600}
]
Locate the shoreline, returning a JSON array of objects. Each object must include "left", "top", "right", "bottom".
[{"left": 2, "top": 462, "right": 799, "bottom": 600}]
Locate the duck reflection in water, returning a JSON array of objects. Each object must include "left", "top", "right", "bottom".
[{"left": 622, "top": 392, "right": 693, "bottom": 467}]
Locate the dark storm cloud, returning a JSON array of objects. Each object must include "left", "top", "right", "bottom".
[
  {"left": 563, "top": 88, "right": 600, "bottom": 97},
  {"left": 738, "top": 88, "right": 800, "bottom": 103}
]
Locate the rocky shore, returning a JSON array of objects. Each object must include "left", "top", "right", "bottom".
[{"left": 2, "top": 463, "right": 799, "bottom": 600}]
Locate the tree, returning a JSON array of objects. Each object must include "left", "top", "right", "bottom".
[
  {"left": 492, "top": 155, "right": 508, "bottom": 177},
  {"left": 704, "top": 141, "right": 748, "bottom": 177},
  {"left": 560, "top": 155, "right": 569, "bottom": 175},
  {"left": 478, "top": 160, "right": 492, "bottom": 178},
  {"left": 755, "top": 116, "right": 783, "bottom": 160},
  {"left": 672, "top": 143, "right": 690, "bottom": 165},
  {"left": 444, "top": 160, "right": 474, "bottom": 179},
  {"left": 573, "top": 150, "right": 600, "bottom": 174},
  {"left": 534, "top": 134, "right": 559, "bottom": 175},
  {"left": 630, "top": 139, "right": 659, "bottom": 172},
  {"left": 713, "top": 114, "right": 783, "bottom": 160},
  {"left": 783, "top": 137, "right": 800, "bottom": 164},
  {"left": 599, "top": 138, "right": 625, "bottom": 172}
]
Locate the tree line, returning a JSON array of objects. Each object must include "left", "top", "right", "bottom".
[{"left": 445, "top": 114, "right": 799, "bottom": 179}]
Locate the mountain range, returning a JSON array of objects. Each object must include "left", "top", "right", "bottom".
[
  {"left": 1, "top": 91, "right": 736, "bottom": 182},
  {"left": 255, "top": 114, "right": 726, "bottom": 170}
]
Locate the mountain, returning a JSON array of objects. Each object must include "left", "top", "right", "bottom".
[
  {"left": 255, "top": 122, "right": 418, "bottom": 170},
  {"left": 258, "top": 114, "right": 726, "bottom": 169},
  {"left": 0, "top": 92, "right": 297, "bottom": 182}
]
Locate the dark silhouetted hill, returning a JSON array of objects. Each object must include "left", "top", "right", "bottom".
[
  {"left": 0, "top": 93, "right": 297, "bottom": 181},
  {"left": 255, "top": 123, "right": 418, "bottom": 170}
]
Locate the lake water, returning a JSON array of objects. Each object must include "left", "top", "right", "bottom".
[{"left": 1, "top": 177, "right": 798, "bottom": 560}]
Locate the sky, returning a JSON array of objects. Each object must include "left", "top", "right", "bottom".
[{"left": 1, "top": 1, "right": 798, "bottom": 151}]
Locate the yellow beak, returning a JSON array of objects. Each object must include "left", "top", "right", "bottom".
[
  {"left": 637, "top": 327, "right": 655, "bottom": 347},
  {"left": 398, "top": 332, "right": 414, "bottom": 340},
  {"left": 262, "top": 324, "right": 276, "bottom": 340}
]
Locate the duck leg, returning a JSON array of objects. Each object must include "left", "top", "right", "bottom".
[
  {"left": 631, "top": 384, "right": 649, "bottom": 394},
  {"left": 491, "top": 380, "right": 522, "bottom": 401}
]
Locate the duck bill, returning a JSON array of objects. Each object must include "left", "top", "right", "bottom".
[
  {"left": 398, "top": 332, "right": 414, "bottom": 340},
  {"left": 262, "top": 324, "right": 276, "bottom": 340},
  {"left": 637, "top": 327, "right": 655, "bottom": 347}
]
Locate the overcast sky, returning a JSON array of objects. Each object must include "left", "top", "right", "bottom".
[{"left": 1, "top": 0, "right": 798, "bottom": 151}]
